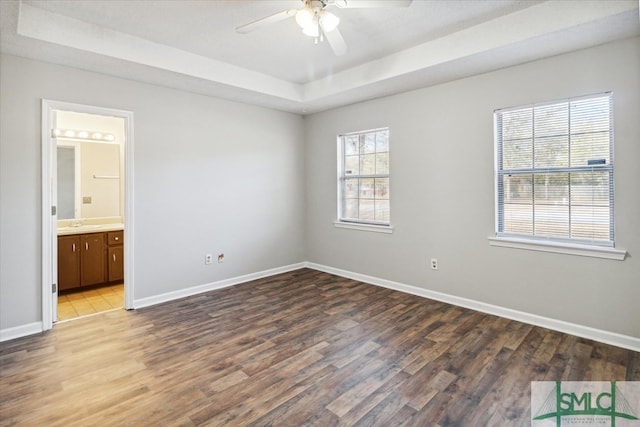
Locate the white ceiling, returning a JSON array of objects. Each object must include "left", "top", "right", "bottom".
[{"left": 1, "top": 0, "right": 638, "bottom": 115}]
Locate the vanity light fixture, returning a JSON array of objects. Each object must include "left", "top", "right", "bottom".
[{"left": 52, "top": 128, "right": 116, "bottom": 143}]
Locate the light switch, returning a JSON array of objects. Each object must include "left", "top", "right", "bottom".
[{"left": 82, "top": 196, "right": 92, "bottom": 204}]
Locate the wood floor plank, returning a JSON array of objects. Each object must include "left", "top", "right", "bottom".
[{"left": 1, "top": 268, "right": 638, "bottom": 426}]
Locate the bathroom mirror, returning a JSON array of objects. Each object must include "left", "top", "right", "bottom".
[{"left": 56, "top": 140, "right": 122, "bottom": 220}]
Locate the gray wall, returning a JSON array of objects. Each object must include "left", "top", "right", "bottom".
[
  {"left": 0, "top": 54, "right": 306, "bottom": 330},
  {"left": 304, "top": 36, "right": 640, "bottom": 339},
  {"left": 2, "top": 36, "right": 639, "bottom": 340}
]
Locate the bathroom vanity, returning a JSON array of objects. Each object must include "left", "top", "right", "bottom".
[{"left": 57, "top": 224, "right": 124, "bottom": 291}]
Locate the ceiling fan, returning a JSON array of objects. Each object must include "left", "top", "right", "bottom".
[{"left": 235, "top": 0, "right": 413, "bottom": 56}]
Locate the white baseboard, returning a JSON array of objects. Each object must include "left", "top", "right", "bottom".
[
  {"left": 133, "top": 262, "right": 307, "bottom": 309},
  {"left": 0, "top": 322, "right": 43, "bottom": 342},
  {"left": 305, "top": 262, "right": 640, "bottom": 353},
  {"left": 1, "top": 263, "right": 306, "bottom": 342},
  {"left": 3, "top": 261, "right": 638, "bottom": 352}
]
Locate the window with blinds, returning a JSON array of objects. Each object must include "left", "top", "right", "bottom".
[
  {"left": 494, "top": 93, "right": 614, "bottom": 246},
  {"left": 338, "top": 128, "right": 390, "bottom": 226}
]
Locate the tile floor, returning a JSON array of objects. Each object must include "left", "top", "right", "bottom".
[{"left": 57, "top": 283, "right": 124, "bottom": 321}]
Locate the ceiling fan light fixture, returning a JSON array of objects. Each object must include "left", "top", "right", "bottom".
[
  {"left": 319, "top": 11, "right": 339, "bottom": 32},
  {"left": 295, "top": 7, "right": 314, "bottom": 29},
  {"left": 302, "top": 18, "right": 320, "bottom": 37}
]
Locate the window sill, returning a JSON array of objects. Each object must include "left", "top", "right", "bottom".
[
  {"left": 488, "top": 236, "right": 626, "bottom": 260},
  {"left": 334, "top": 221, "right": 394, "bottom": 234}
]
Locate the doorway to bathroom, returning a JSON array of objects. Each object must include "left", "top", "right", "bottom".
[{"left": 42, "top": 100, "right": 134, "bottom": 329}]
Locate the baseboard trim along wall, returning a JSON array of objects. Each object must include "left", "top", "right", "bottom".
[
  {"left": 2, "top": 261, "right": 638, "bottom": 352},
  {"left": 132, "top": 262, "right": 307, "bottom": 309},
  {"left": 305, "top": 262, "right": 640, "bottom": 353},
  {"left": 0, "top": 263, "right": 305, "bottom": 343},
  {"left": 0, "top": 321, "right": 43, "bottom": 342}
]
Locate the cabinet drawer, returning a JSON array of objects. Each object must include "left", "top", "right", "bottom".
[{"left": 108, "top": 231, "right": 124, "bottom": 245}]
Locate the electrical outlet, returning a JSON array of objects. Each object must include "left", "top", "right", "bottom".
[
  {"left": 217, "top": 253, "right": 224, "bottom": 263},
  {"left": 431, "top": 258, "right": 438, "bottom": 270},
  {"left": 205, "top": 254, "right": 213, "bottom": 265}
]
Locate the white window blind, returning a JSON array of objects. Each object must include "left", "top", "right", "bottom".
[
  {"left": 338, "top": 128, "right": 390, "bottom": 226},
  {"left": 495, "top": 93, "right": 614, "bottom": 246}
]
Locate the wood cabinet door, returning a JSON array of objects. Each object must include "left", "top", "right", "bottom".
[
  {"left": 108, "top": 246, "right": 124, "bottom": 282},
  {"left": 81, "top": 233, "right": 106, "bottom": 286},
  {"left": 58, "top": 235, "right": 81, "bottom": 291}
]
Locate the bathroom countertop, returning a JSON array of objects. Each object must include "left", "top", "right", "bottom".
[{"left": 57, "top": 223, "right": 124, "bottom": 236}]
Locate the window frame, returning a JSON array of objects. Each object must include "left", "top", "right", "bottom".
[
  {"left": 492, "top": 92, "right": 625, "bottom": 259},
  {"left": 336, "top": 127, "right": 392, "bottom": 232}
]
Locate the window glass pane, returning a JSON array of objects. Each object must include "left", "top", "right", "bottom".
[
  {"left": 375, "top": 153, "right": 389, "bottom": 174},
  {"left": 503, "top": 174, "right": 532, "bottom": 205},
  {"left": 359, "top": 178, "right": 374, "bottom": 198},
  {"left": 503, "top": 203, "right": 533, "bottom": 234},
  {"left": 534, "top": 135, "right": 568, "bottom": 168},
  {"left": 360, "top": 154, "right": 375, "bottom": 175},
  {"left": 570, "top": 96, "right": 610, "bottom": 134},
  {"left": 344, "top": 199, "right": 359, "bottom": 220},
  {"left": 375, "top": 178, "right": 389, "bottom": 200},
  {"left": 345, "top": 136, "right": 358, "bottom": 155},
  {"left": 534, "top": 205, "right": 569, "bottom": 237},
  {"left": 344, "top": 178, "right": 358, "bottom": 199},
  {"left": 359, "top": 199, "right": 375, "bottom": 221},
  {"left": 571, "top": 171, "right": 611, "bottom": 240},
  {"left": 361, "top": 134, "right": 376, "bottom": 154},
  {"left": 534, "top": 103, "right": 568, "bottom": 138},
  {"left": 375, "top": 130, "right": 389, "bottom": 152},
  {"left": 571, "top": 172, "right": 609, "bottom": 205},
  {"left": 570, "top": 132, "right": 610, "bottom": 167},
  {"left": 534, "top": 173, "right": 569, "bottom": 204},
  {"left": 502, "top": 139, "right": 532, "bottom": 170},
  {"left": 571, "top": 206, "right": 610, "bottom": 240},
  {"left": 503, "top": 174, "right": 532, "bottom": 234},
  {"left": 501, "top": 109, "right": 532, "bottom": 141},
  {"left": 344, "top": 155, "right": 359, "bottom": 175},
  {"left": 533, "top": 173, "right": 569, "bottom": 237},
  {"left": 375, "top": 200, "right": 390, "bottom": 222}
]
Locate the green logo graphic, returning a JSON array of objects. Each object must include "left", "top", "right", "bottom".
[{"left": 532, "top": 381, "right": 639, "bottom": 427}]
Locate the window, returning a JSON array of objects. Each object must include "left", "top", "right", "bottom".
[
  {"left": 337, "top": 128, "right": 390, "bottom": 228},
  {"left": 494, "top": 93, "right": 614, "bottom": 247}
]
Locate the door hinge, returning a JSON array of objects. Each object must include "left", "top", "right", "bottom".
[
  {"left": 52, "top": 283, "right": 57, "bottom": 293},
  {"left": 51, "top": 206, "right": 57, "bottom": 216}
]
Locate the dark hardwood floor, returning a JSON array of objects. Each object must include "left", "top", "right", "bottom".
[{"left": 1, "top": 268, "right": 638, "bottom": 426}]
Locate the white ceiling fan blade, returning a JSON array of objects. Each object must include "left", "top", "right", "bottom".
[
  {"left": 235, "top": 9, "right": 297, "bottom": 34},
  {"left": 338, "top": 0, "right": 413, "bottom": 8},
  {"left": 324, "top": 27, "right": 348, "bottom": 56}
]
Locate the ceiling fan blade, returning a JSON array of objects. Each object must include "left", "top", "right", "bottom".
[
  {"left": 235, "top": 8, "right": 297, "bottom": 34},
  {"left": 338, "top": 0, "right": 413, "bottom": 8},
  {"left": 324, "top": 27, "right": 348, "bottom": 56}
]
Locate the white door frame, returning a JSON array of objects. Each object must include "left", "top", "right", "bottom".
[{"left": 41, "top": 99, "right": 134, "bottom": 331}]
